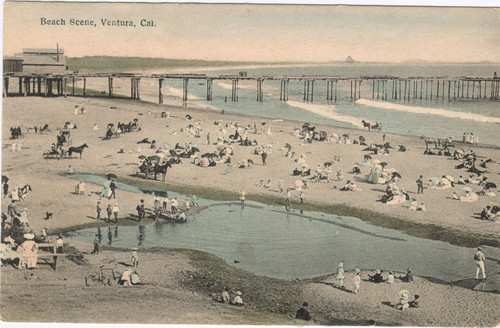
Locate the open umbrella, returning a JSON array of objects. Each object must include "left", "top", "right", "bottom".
[
  {"left": 343, "top": 134, "right": 349, "bottom": 138},
  {"left": 463, "top": 186, "right": 472, "bottom": 192},
  {"left": 379, "top": 162, "right": 388, "bottom": 168},
  {"left": 392, "top": 172, "right": 402, "bottom": 179},
  {"left": 294, "top": 180, "right": 304, "bottom": 189},
  {"left": 364, "top": 155, "right": 372, "bottom": 160},
  {"left": 106, "top": 173, "right": 118, "bottom": 180},
  {"left": 285, "top": 143, "right": 292, "bottom": 150},
  {"left": 163, "top": 143, "right": 171, "bottom": 150},
  {"left": 485, "top": 182, "right": 497, "bottom": 189},
  {"left": 148, "top": 155, "right": 161, "bottom": 162},
  {"left": 138, "top": 155, "right": 147, "bottom": 160}
]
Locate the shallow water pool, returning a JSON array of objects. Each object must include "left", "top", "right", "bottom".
[{"left": 65, "top": 178, "right": 500, "bottom": 292}]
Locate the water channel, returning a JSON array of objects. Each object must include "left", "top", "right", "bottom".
[{"left": 66, "top": 173, "right": 500, "bottom": 292}]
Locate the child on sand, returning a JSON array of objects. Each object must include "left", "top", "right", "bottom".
[
  {"left": 336, "top": 262, "right": 345, "bottom": 288},
  {"left": 353, "top": 269, "right": 361, "bottom": 294}
]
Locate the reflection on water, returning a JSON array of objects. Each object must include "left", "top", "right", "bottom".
[
  {"left": 137, "top": 225, "right": 146, "bottom": 247},
  {"left": 67, "top": 202, "right": 500, "bottom": 293}
]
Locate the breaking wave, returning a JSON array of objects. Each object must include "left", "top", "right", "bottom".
[
  {"left": 356, "top": 99, "right": 500, "bottom": 124},
  {"left": 287, "top": 100, "right": 364, "bottom": 128}
]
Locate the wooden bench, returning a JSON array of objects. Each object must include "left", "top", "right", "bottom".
[{"left": 36, "top": 242, "right": 67, "bottom": 270}]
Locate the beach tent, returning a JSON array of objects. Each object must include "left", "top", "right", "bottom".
[{"left": 430, "top": 177, "right": 440, "bottom": 186}]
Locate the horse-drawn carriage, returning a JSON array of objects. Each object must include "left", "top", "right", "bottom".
[{"left": 134, "top": 156, "right": 172, "bottom": 182}]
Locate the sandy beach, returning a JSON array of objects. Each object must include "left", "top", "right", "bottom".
[{"left": 1, "top": 95, "right": 499, "bottom": 326}]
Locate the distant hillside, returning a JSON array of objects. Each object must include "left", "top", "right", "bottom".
[{"left": 67, "top": 56, "right": 283, "bottom": 73}]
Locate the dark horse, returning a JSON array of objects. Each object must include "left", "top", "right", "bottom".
[
  {"left": 68, "top": 144, "right": 88, "bottom": 159},
  {"left": 153, "top": 162, "right": 172, "bottom": 182}
]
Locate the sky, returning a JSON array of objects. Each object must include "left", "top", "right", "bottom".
[{"left": 2, "top": 2, "right": 500, "bottom": 63}]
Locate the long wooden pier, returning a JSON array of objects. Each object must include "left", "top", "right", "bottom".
[{"left": 3, "top": 72, "right": 499, "bottom": 103}]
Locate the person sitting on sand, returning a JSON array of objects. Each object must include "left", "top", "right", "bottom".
[
  {"left": 221, "top": 288, "right": 230, "bottom": 303},
  {"left": 460, "top": 190, "right": 478, "bottom": 203},
  {"left": 119, "top": 268, "right": 132, "bottom": 286},
  {"left": 417, "top": 202, "right": 426, "bottom": 211},
  {"left": 387, "top": 271, "right": 395, "bottom": 284},
  {"left": 457, "top": 176, "right": 465, "bottom": 185},
  {"left": 452, "top": 192, "right": 459, "bottom": 200},
  {"left": 409, "top": 294, "right": 420, "bottom": 308},
  {"left": 368, "top": 270, "right": 384, "bottom": 283},
  {"left": 177, "top": 212, "right": 187, "bottom": 223},
  {"left": 401, "top": 269, "right": 414, "bottom": 282},
  {"left": 295, "top": 302, "right": 311, "bottom": 321},
  {"left": 409, "top": 198, "right": 418, "bottom": 210},
  {"left": 396, "top": 290, "right": 410, "bottom": 310},
  {"left": 231, "top": 291, "right": 244, "bottom": 306},
  {"left": 480, "top": 206, "right": 493, "bottom": 221}
]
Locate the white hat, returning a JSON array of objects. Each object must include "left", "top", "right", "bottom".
[
  {"left": 235, "top": 291, "right": 242, "bottom": 296},
  {"left": 23, "top": 233, "right": 35, "bottom": 240}
]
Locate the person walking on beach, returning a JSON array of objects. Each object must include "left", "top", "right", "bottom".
[
  {"left": 416, "top": 175, "right": 424, "bottom": 194},
  {"left": 261, "top": 151, "right": 267, "bottom": 166},
  {"left": 300, "top": 190, "right": 305, "bottom": 204},
  {"left": 96, "top": 201, "right": 101, "bottom": 221},
  {"left": 474, "top": 247, "right": 486, "bottom": 279},
  {"left": 109, "top": 180, "right": 117, "bottom": 199},
  {"left": 106, "top": 204, "right": 112, "bottom": 221},
  {"left": 207, "top": 132, "right": 211, "bottom": 145}
]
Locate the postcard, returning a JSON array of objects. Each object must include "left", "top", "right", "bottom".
[{"left": 1, "top": 2, "right": 499, "bottom": 327}]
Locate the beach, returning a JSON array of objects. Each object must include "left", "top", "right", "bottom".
[{"left": 1, "top": 95, "right": 499, "bottom": 326}]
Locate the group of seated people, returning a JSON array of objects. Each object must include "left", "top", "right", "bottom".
[
  {"left": 212, "top": 288, "right": 244, "bottom": 306},
  {"left": 381, "top": 180, "right": 409, "bottom": 204},
  {"left": 1, "top": 232, "right": 64, "bottom": 269},
  {"left": 368, "top": 268, "right": 414, "bottom": 284},
  {"left": 480, "top": 205, "right": 499, "bottom": 221},
  {"left": 340, "top": 180, "right": 362, "bottom": 192}
]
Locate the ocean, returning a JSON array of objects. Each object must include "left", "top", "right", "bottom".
[{"left": 85, "top": 63, "right": 500, "bottom": 147}]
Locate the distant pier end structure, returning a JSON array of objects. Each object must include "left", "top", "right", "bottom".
[{"left": 3, "top": 47, "right": 68, "bottom": 97}]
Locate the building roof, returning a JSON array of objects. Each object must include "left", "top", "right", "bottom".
[
  {"left": 3, "top": 56, "right": 23, "bottom": 61},
  {"left": 22, "top": 48, "right": 64, "bottom": 55},
  {"left": 23, "top": 54, "right": 64, "bottom": 66}
]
